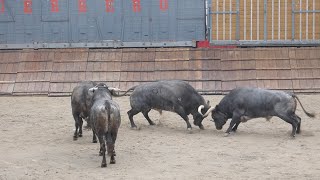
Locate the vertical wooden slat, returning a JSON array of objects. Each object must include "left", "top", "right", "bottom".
[
  {"left": 216, "top": 0, "right": 219, "bottom": 40},
  {"left": 285, "top": 0, "right": 287, "bottom": 39},
  {"left": 306, "top": 0, "right": 309, "bottom": 40},
  {"left": 278, "top": 0, "right": 281, "bottom": 40},
  {"left": 272, "top": 0, "right": 274, "bottom": 40},
  {"left": 223, "top": 0, "right": 225, "bottom": 40},
  {"left": 244, "top": 0, "right": 246, "bottom": 40},
  {"left": 299, "top": 0, "right": 302, "bottom": 40},
  {"left": 257, "top": 0, "right": 260, "bottom": 40},
  {"left": 230, "top": 0, "right": 232, "bottom": 40},
  {"left": 312, "top": 0, "right": 315, "bottom": 40},
  {"left": 250, "top": 0, "right": 253, "bottom": 40}
]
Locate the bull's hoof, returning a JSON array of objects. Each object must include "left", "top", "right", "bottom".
[
  {"left": 223, "top": 133, "right": 230, "bottom": 137},
  {"left": 149, "top": 121, "right": 156, "bottom": 126},
  {"left": 131, "top": 126, "right": 138, "bottom": 130},
  {"left": 73, "top": 136, "right": 78, "bottom": 141},
  {"left": 187, "top": 128, "right": 193, "bottom": 134},
  {"left": 78, "top": 134, "right": 82, "bottom": 137},
  {"left": 199, "top": 125, "right": 205, "bottom": 130},
  {"left": 92, "top": 139, "right": 97, "bottom": 143},
  {"left": 110, "top": 160, "right": 116, "bottom": 164},
  {"left": 101, "top": 163, "right": 107, "bottom": 168}
]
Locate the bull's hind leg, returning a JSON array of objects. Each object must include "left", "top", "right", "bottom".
[
  {"left": 278, "top": 114, "right": 298, "bottom": 137},
  {"left": 127, "top": 109, "right": 140, "bottom": 128},
  {"left": 98, "top": 135, "right": 107, "bottom": 167},
  {"left": 72, "top": 112, "right": 81, "bottom": 140},
  {"left": 292, "top": 114, "right": 302, "bottom": 134},
  {"left": 176, "top": 108, "right": 192, "bottom": 131},
  {"left": 107, "top": 131, "right": 117, "bottom": 164},
  {"left": 142, "top": 109, "right": 156, "bottom": 126}
]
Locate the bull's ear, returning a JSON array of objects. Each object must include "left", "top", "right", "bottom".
[{"left": 207, "top": 100, "right": 210, "bottom": 106}]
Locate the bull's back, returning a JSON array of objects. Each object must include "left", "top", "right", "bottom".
[
  {"left": 91, "top": 103, "right": 108, "bottom": 131},
  {"left": 228, "top": 88, "right": 293, "bottom": 116},
  {"left": 91, "top": 100, "right": 121, "bottom": 132},
  {"left": 130, "top": 82, "right": 184, "bottom": 111}
]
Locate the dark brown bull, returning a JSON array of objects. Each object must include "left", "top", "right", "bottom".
[
  {"left": 71, "top": 81, "right": 120, "bottom": 142},
  {"left": 89, "top": 84, "right": 121, "bottom": 167}
]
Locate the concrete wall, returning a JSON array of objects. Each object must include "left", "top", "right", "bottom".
[{"left": 0, "top": 47, "right": 319, "bottom": 96}]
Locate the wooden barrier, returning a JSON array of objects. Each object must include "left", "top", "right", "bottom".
[{"left": 0, "top": 47, "right": 319, "bottom": 96}]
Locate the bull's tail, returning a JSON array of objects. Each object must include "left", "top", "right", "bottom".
[
  {"left": 292, "top": 94, "right": 315, "bottom": 118},
  {"left": 104, "top": 101, "right": 113, "bottom": 155},
  {"left": 113, "top": 86, "right": 137, "bottom": 97}
]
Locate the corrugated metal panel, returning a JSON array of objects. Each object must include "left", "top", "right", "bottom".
[{"left": 0, "top": 0, "right": 205, "bottom": 49}]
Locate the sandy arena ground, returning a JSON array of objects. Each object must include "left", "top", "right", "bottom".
[{"left": 0, "top": 95, "right": 320, "bottom": 180}]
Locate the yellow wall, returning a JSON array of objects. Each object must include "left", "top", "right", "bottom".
[{"left": 211, "top": 0, "right": 320, "bottom": 41}]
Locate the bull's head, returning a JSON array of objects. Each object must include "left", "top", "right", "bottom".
[
  {"left": 198, "top": 104, "right": 214, "bottom": 118},
  {"left": 210, "top": 106, "right": 228, "bottom": 130},
  {"left": 193, "top": 101, "right": 213, "bottom": 128},
  {"left": 88, "top": 83, "right": 120, "bottom": 94},
  {"left": 198, "top": 105, "right": 228, "bottom": 130}
]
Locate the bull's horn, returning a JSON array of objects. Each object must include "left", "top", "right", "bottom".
[
  {"left": 198, "top": 105, "right": 205, "bottom": 116},
  {"left": 202, "top": 106, "right": 215, "bottom": 117},
  {"left": 108, "top": 87, "right": 121, "bottom": 91},
  {"left": 88, "top": 87, "right": 98, "bottom": 92}
]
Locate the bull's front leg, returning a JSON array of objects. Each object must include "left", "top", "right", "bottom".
[
  {"left": 231, "top": 122, "right": 241, "bottom": 132},
  {"left": 225, "top": 116, "right": 241, "bottom": 136},
  {"left": 78, "top": 118, "right": 83, "bottom": 137},
  {"left": 92, "top": 130, "right": 97, "bottom": 143}
]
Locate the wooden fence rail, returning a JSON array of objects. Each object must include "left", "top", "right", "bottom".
[{"left": 0, "top": 47, "right": 319, "bottom": 96}]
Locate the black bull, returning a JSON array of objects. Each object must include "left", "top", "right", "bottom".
[
  {"left": 199, "top": 87, "right": 315, "bottom": 137},
  {"left": 117, "top": 80, "right": 212, "bottom": 130}
]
